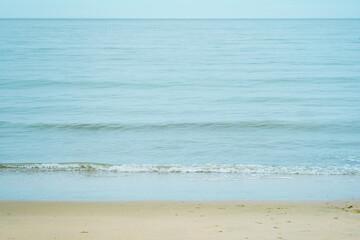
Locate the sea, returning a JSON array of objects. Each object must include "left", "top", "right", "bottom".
[{"left": 0, "top": 19, "right": 360, "bottom": 201}]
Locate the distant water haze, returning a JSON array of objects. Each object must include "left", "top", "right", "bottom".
[{"left": 0, "top": 19, "right": 359, "bottom": 200}]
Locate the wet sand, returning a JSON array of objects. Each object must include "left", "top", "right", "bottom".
[{"left": 1, "top": 200, "right": 359, "bottom": 240}]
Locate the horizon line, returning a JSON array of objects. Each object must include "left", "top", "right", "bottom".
[{"left": 1, "top": 17, "right": 360, "bottom": 20}]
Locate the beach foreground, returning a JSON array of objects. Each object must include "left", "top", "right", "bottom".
[{"left": 1, "top": 201, "right": 360, "bottom": 240}]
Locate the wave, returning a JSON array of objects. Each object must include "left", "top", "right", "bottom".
[
  {"left": 0, "top": 121, "right": 355, "bottom": 131},
  {"left": 0, "top": 163, "right": 359, "bottom": 175}
]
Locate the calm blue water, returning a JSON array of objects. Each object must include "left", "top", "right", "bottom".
[{"left": 1, "top": 19, "right": 360, "bottom": 200}]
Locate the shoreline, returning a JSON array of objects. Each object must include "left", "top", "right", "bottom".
[
  {"left": 1, "top": 198, "right": 360, "bottom": 203},
  {"left": 2, "top": 173, "right": 360, "bottom": 201},
  {"left": 1, "top": 200, "right": 359, "bottom": 240}
]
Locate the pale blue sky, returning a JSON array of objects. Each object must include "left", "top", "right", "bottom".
[{"left": 0, "top": 0, "right": 359, "bottom": 18}]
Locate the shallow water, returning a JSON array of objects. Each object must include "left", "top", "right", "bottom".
[{"left": 1, "top": 19, "right": 360, "bottom": 200}]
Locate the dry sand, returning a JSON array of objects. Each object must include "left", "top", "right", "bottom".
[{"left": 1, "top": 200, "right": 359, "bottom": 240}]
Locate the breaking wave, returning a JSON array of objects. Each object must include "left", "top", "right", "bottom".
[{"left": 0, "top": 162, "right": 359, "bottom": 175}]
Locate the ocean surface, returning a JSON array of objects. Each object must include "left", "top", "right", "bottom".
[{"left": 1, "top": 19, "right": 360, "bottom": 200}]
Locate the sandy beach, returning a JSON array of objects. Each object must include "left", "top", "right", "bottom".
[{"left": 1, "top": 200, "right": 359, "bottom": 240}]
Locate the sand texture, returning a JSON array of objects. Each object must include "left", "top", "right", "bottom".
[{"left": 1, "top": 200, "right": 360, "bottom": 240}]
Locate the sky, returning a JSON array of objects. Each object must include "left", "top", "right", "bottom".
[{"left": 0, "top": 0, "right": 359, "bottom": 18}]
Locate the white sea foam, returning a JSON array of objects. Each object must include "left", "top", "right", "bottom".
[{"left": 0, "top": 163, "right": 359, "bottom": 175}]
